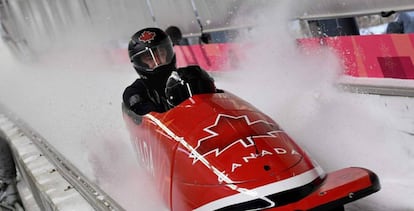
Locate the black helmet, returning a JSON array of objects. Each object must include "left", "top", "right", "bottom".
[{"left": 128, "top": 28, "right": 176, "bottom": 77}]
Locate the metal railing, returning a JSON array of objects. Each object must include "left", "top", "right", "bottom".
[{"left": 0, "top": 104, "right": 125, "bottom": 211}]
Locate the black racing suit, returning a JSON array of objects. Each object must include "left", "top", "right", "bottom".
[
  {"left": 123, "top": 76, "right": 170, "bottom": 115},
  {"left": 122, "top": 65, "right": 215, "bottom": 115}
]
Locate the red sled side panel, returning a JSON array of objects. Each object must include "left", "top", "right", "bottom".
[{"left": 122, "top": 106, "right": 179, "bottom": 208}]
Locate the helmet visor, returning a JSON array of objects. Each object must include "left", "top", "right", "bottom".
[{"left": 131, "top": 39, "right": 174, "bottom": 71}]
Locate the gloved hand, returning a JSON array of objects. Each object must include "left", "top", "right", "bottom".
[
  {"left": 165, "top": 66, "right": 216, "bottom": 107},
  {"left": 123, "top": 81, "right": 157, "bottom": 115},
  {"left": 177, "top": 65, "right": 216, "bottom": 95}
]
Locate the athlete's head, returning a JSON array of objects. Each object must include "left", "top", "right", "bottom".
[{"left": 128, "top": 27, "right": 176, "bottom": 77}]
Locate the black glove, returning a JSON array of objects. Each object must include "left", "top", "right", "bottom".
[
  {"left": 165, "top": 66, "right": 216, "bottom": 107},
  {"left": 177, "top": 66, "right": 216, "bottom": 95},
  {"left": 123, "top": 80, "right": 157, "bottom": 115}
]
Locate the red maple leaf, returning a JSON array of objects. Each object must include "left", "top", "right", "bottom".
[
  {"left": 190, "top": 114, "right": 281, "bottom": 163},
  {"left": 138, "top": 31, "right": 156, "bottom": 43}
]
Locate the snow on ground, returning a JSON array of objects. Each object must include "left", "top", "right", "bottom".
[{"left": 0, "top": 40, "right": 167, "bottom": 210}]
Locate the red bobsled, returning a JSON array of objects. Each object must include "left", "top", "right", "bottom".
[{"left": 122, "top": 91, "right": 380, "bottom": 211}]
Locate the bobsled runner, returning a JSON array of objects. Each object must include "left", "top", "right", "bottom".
[{"left": 122, "top": 90, "right": 380, "bottom": 211}]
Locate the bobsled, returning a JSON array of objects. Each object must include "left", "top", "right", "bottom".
[{"left": 122, "top": 89, "right": 380, "bottom": 211}]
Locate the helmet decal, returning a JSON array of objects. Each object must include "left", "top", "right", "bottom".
[{"left": 138, "top": 31, "right": 156, "bottom": 43}]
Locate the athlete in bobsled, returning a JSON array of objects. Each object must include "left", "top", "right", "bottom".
[
  {"left": 122, "top": 28, "right": 380, "bottom": 211},
  {"left": 123, "top": 27, "right": 216, "bottom": 115}
]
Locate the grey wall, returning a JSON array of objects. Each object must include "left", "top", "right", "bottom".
[{"left": 1, "top": 0, "right": 414, "bottom": 56}]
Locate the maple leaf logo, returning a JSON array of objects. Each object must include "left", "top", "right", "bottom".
[
  {"left": 189, "top": 114, "right": 282, "bottom": 163},
  {"left": 138, "top": 31, "right": 156, "bottom": 43}
]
